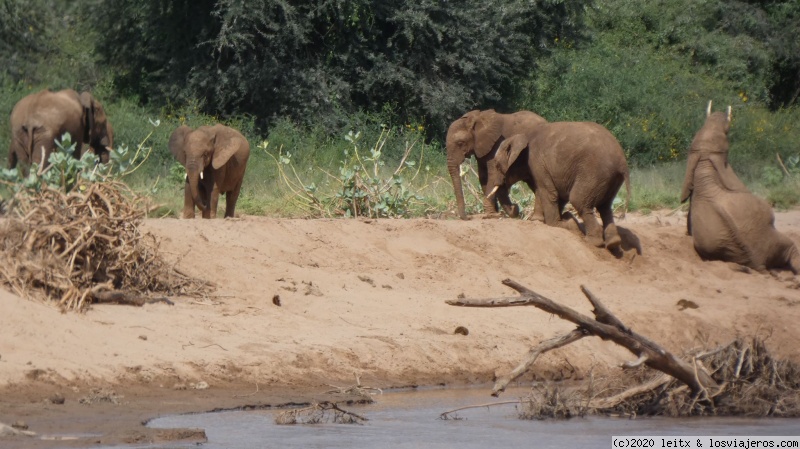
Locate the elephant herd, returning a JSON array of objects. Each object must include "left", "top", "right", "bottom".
[
  {"left": 7, "top": 89, "right": 251, "bottom": 219},
  {"left": 445, "top": 104, "right": 799, "bottom": 274},
  {"left": 6, "top": 89, "right": 800, "bottom": 273}
]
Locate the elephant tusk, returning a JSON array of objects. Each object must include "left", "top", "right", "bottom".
[
  {"left": 485, "top": 185, "right": 500, "bottom": 199},
  {"left": 37, "top": 146, "right": 47, "bottom": 175},
  {"left": 184, "top": 174, "right": 188, "bottom": 182},
  {"left": 200, "top": 171, "right": 204, "bottom": 180},
  {"left": 706, "top": 100, "right": 712, "bottom": 117},
  {"left": 727, "top": 105, "right": 732, "bottom": 122}
]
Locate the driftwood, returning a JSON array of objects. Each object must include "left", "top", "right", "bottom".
[{"left": 446, "top": 279, "right": 719, "bottom": 396}]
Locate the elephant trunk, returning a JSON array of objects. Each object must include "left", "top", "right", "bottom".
[
  {"left": 448, "top": 162, "right": 468, "bottom": 220},
  {"left": 186, "top": 161, "right": 207, "bottom": 211}
]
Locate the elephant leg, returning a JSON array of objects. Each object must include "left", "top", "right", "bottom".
[
  {"left": 495, "top": 185, "right": 520, "bottom": 218},
  {"left": 536, "top": 188, "right": 567, "bottom": 228},
  {"left": 7, "top": 147, "right": 17, "bottom": 170},
  {"left": 524, "top": 180, "right": 544, "bottom": 222},
  {"left": 182, "top": 184, "right": 195, "bottom": 219},
  {"left": 478, "top": 161, "right": 500, "bottom": 214},
  {"left": 207, "top": 184, "right": 221, "bottom": 219},
  {"left": 572, "top": 195, "right": 604, "bottom": 247},
  {"left": 224, "top": 180, "right": 243, "bottom": 218},
  {"left": 598, "top": 205, "right": 621, "bottom": 250}
]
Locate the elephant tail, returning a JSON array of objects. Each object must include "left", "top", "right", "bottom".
[{"left": 621, "top": 169, "right": 632, "bottom": 219}]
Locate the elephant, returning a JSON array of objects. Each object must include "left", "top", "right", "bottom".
[
  {"left": 490, "top": 122, "right": 631, "bottom": 250},
  {"left": 680, "top": 101, "right": 800, "bottom": 273},
  {"left": 169, "top": 124, "right": 250, "bottom": 219},
  {"left": 446, "top": 109, "right": 547, "bottom": 220},
  {"left": 7, "top": 89, "right": 114, "bottom": 172}
]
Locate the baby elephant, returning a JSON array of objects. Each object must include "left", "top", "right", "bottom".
[
  {"left": 169, "top": 124, "right": 250, "bottom": 219},
  {"left": 490, "top": 122, "right": 630, "bottom": 250},
  {"left": 680, "top": 102, "right": 799, "bottom": 273}
]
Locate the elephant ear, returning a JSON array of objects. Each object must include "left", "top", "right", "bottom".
[
  {"left": 169, "top": 126, "right": 192, "bottom": 166},
  {"left": 472, "top": 110, "right": 503, "bottom": 158},
  {"left": 496, "top": 134, "right": 529, "bottom": 173},
  {"left": 78, "top": 92, "right": 95, "bottom": 143},
  {"left": 680, "top": 152, "right": 700, "bottom": 203},
  {"left": 212, "top": 130, "right": 244, "bottom": 169},
  {"left": 708, "top": 155, "right": 748, "bottom": 193}
]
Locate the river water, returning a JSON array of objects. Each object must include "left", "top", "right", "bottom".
[{"left": 142, "top": 387, "right": 800, "bottom": 449}]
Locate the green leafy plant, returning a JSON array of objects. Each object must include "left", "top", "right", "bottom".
[{"left": 270, "top": 127, "right": 428, "bottom": 218}]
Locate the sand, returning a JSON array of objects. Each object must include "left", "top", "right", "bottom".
[{"left": 1, "top": 210, "right": 798, "bottom": 447}]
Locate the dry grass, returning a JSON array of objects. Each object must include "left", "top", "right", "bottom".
[{"left": 0, "top": 181, "right": 210, "bottom": 311}]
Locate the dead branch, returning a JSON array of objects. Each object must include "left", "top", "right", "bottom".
[
  {"left": 446, "top": 279, "right": 719, "bottom": 394},
  {"left": 492, "top": 329, "right": 587, "bottom": 397},
  {"left": 589, "top": 374, "right": 671, "bottom": 409},
  {"left": 326, "top": 372, "right": 383, "bottom": 399},
  {"left": 275, "top": 401, "right": 368, "bottom": 425},
  {"left": 447, "top": 280, "right": 800, "bottom": 418},
  {"left": 439, "top": 400, "right": 521, "bottom": 420}
]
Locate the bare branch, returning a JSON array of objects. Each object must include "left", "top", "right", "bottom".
[{"left": 493, "top": 329, "right": 587, "bottom": 397}]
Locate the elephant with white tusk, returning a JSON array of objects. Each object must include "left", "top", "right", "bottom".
[
  {"left": 169, "top": 124, "right": 250, "bottom": 219},
  {"left": 680, "top": 101, "right": 800, "bottom": 273},
  {"left": 8, "top": 89, "right": 114, "bottom": 173},
  {"left": 446, "top": 109, "right": 547, "bottom": 220}
]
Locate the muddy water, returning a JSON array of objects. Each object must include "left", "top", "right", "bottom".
[{"left": 146, "top": 387, "right": 800, "bottom": 449}]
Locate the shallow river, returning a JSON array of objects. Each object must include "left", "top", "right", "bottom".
[{"left": 136, "top": 387, "right": 800, "bottom": 449}]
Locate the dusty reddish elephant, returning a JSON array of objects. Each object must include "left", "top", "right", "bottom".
[{"left": 680, "top": 102, "right": 800, "bottom": 273}]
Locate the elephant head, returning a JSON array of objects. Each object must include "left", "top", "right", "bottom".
[
  {"left": 680, "top": 101, "right": 745, "bottom": 203},
  {"left": 79, "top": 92, "right": 114, "bottom": 162},
  {"left": 169, "top": 125, "right": 247, "bottom": 214},
  {"left": 490, "top": 133, "right": 530, "bottom": 192}
]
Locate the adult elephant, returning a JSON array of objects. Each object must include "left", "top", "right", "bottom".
[
  {"left": 446, "top": 109, "right": 546, "bottom": 220},
  {"left": 7, "top": 89, "right": 114, "bottom": 172},
  {"left": 680, "top": 102, "right": 799, "bottom": 273},
  {"left": 169, "top": 124, "right": 250, "bottom": 219},
  {"left": 490, "top": 122, "right": 631, "bottom": 250}
]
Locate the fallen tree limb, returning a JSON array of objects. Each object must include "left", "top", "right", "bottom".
[
  {"left": 492, "top": 329, "right": 587, "bottom": 397},
  {"left": 446, "top": 279, "right": 719, "bottom": 395}
]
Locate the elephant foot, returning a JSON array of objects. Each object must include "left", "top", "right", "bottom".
[
  {"left": 587, "top": 234, "right": 605, "bottom": 248},
  {"left": 482, "top": 212, "right": 503, "bottom": 219},
  {"left": 604, "top": 224, "right": 622, "bottom": 250},
  {"left": 501, "top": 204, "right": 520, "bottom": 218}
]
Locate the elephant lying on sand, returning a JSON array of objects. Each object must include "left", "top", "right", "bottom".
[
  {"left": 680, "top": 102, "right": 800, "bottom": 273},
  {"left": 169, "top": 124, "right": 250, "bottom": 219},
  {"left": 446, "top": 109, "right": 547, "bottom": 219},
  {"left": 490, "top": 122, "right": 631, "bottom": 250},
  {"left": 8, "top": 89, "right": 114, "bottom": 172}
]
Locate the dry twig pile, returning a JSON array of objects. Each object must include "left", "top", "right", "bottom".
[{"left": 0, "top": 182, "right": 210, "bottom": 311}]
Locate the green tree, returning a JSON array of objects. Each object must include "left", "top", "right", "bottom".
[{"left": 92, "top": 0, "right": 588, "bottom": 136}]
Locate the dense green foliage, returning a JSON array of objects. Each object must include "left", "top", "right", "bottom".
[
  {"left": 521, "top": 0, "right": 800, "bottom": 165},
  {"left": 1, "top": 0, "right": 799, "bottom": 215},
  {"left": 91, "top": 0, "right": 586, "bottom": 134}
]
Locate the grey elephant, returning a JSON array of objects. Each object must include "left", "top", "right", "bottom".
[
  {"left": 446, "top": 109, "right": 547, "bottom": 220},
  {"left": 169, "top": 124, "right": 250, "bottom": 219},
  {"left": 680, "top": 102, "right": 800, "bottom": 273},
  {"left": 8, "top": 89, "right": 114, "bottom": 172},
  {"left": 490, "top": 122, "right": 631, "bottom": 250}
]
